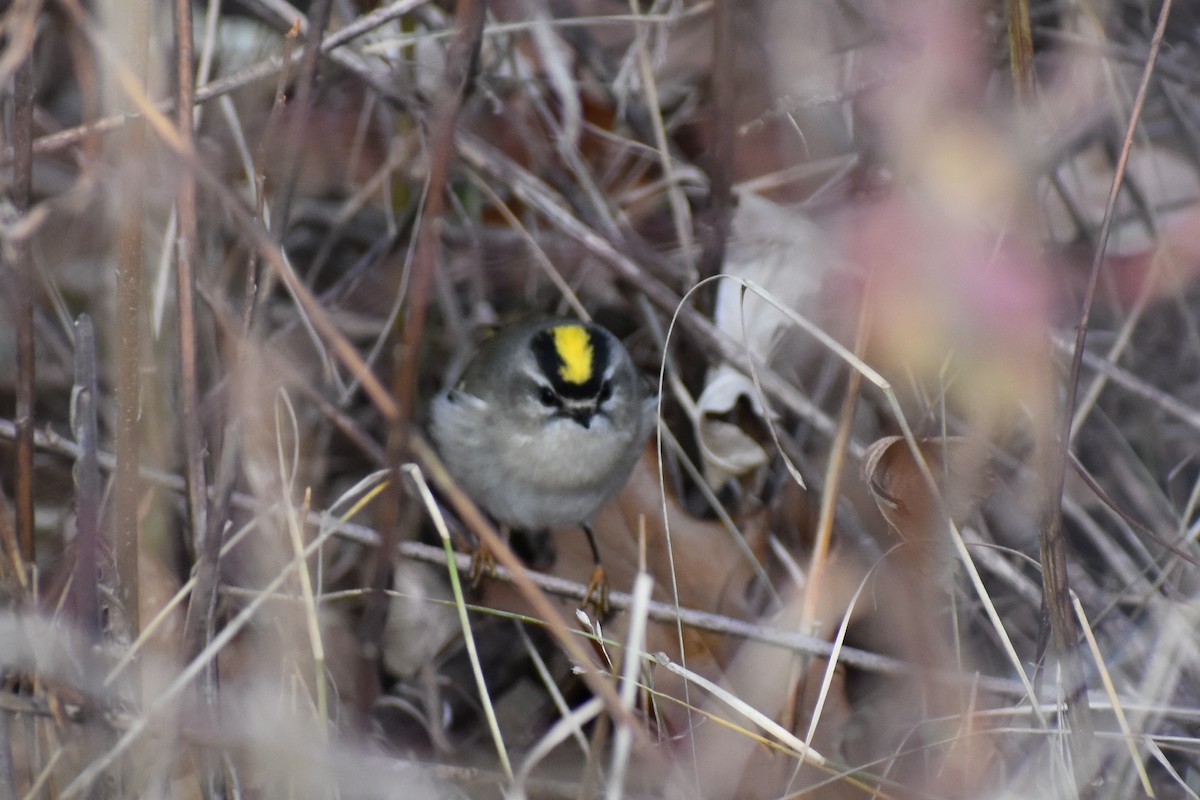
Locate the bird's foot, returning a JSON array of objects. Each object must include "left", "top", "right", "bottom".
[
  {"left": 583, "top": 564, "right": 611, "bottom": 619},
  {"left": 468, "top": 544, "right": 497, "bottom": 587}
]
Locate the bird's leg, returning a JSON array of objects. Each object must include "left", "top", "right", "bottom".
[
  {"left": 581, "top": 523, "right": 610, "bottom": 618},
  {"left": 468, "top": 525, "right": 504, "bottom": 586}
]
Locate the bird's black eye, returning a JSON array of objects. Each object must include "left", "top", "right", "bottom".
[
  {"left": 538, "top": 386, "right": 561, "bottom": 407},
  {"left": 597, "top": 379, "right": 613, "bottom": 404}
]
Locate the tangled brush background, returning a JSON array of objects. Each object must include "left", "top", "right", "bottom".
[{"left": 2, "top": 1, "right": 1200, "bottom": 797}]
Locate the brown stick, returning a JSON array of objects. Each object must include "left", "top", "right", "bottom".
[
  {"left": 1006, "top": 0, "right": 1035, "bottom": 103},
  {"left": 172, "top": 1, "right": 227, "bottom": 795}
]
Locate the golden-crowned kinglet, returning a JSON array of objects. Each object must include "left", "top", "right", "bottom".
[{"left": 431, "top": 317, "right": 656, "bottom": 612}]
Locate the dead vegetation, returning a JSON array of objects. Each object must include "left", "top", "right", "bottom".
[{"left": 3, "top": 0, "right": 1200, "bottom": 797}]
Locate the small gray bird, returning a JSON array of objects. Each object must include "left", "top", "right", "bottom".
[{"left": 431, "top": 318, "right": 656, "bottom": 612}]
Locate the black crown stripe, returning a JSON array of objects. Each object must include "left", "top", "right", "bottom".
[{"left": 531, "top": 326, "right": 610, "bottom": 399}]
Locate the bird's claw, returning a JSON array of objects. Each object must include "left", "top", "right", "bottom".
[
  {"left": 468, "top": 545, "right": 496, "bottom": 586},
  {"left": 583, "top": 564, "right": 610, "bottom": 619}
]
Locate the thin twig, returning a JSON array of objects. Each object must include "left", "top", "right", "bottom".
[
  {"left": 169, "top": 1, "right": 225, "bottom": 794},
  {"left": 789, "top": 269, "right": 874, "bottom": 731},
  {"left": 247, "top": 20, "right": 300, "bottom": 331},
  {"left": 629, "top": 0, "right": 695, "bottom": 281},
  {"left": 271, "top": 0, "right": 334, "bottom": 235},
  {"left": 11, "top": 13, "right": 37, "bottom": 576},
  {"left": 1006, "top": 0, "right": 1034, "bottom": 102},
  {"left": 695, "top": 0, "right": 734, "bottom": 311},
  {"left": 166, "top": 0, "right": 211, "bottom": 597}
]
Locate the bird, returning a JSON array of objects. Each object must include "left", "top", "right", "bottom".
[{"left": 430, "top": 317, "right": 656, "bottom": 614}]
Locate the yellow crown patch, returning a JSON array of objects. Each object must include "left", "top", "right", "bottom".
[{"left": 551, "top": 324, "right": 593, "bottom": 384}]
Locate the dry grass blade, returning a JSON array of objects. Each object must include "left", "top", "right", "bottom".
[
  {"left": 656, "top": 653, "right": 828, "bottom": 770},
  {"left": 1071, "top": 593, "right": 1153, "bottom": 796},
  {"left": 404, "top": 463, "right": 513, "bottom": 781},
  {"left": 607, "top": 567, "right": 655, "bottom": 800}
]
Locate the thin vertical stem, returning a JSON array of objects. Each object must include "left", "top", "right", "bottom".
[
  {"left": 114, "top": 0, "right": 151, "bottom": 648},
  {"left": 170, "top": 0, "right": 210, "bottom": 594},
  {"left": 0, "top": 711, "right": 15, "bottom": 800},
  {"left": 12, "top": 10, "right": 37, "bottom": 576},
  {"left": 70, "top": 316, "right": 102, "bottom": 637},
  {"left": 802, "top": 271, "right": 874, "bottom": 629},
  {"left": 1006, "top": 0, "right": 1035, "bottom": 102},
  {"left": 174, "top": 0, "right": 224, "bottom": 796},
  {"left": 174, "top": 0, "right": 214, "bottom": 638},
  {"left": 696, "top": 0, "right": 735, "bottom": 315},
  {"left": 271, "top": 0, "right": 335, "bottom": 236}
]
